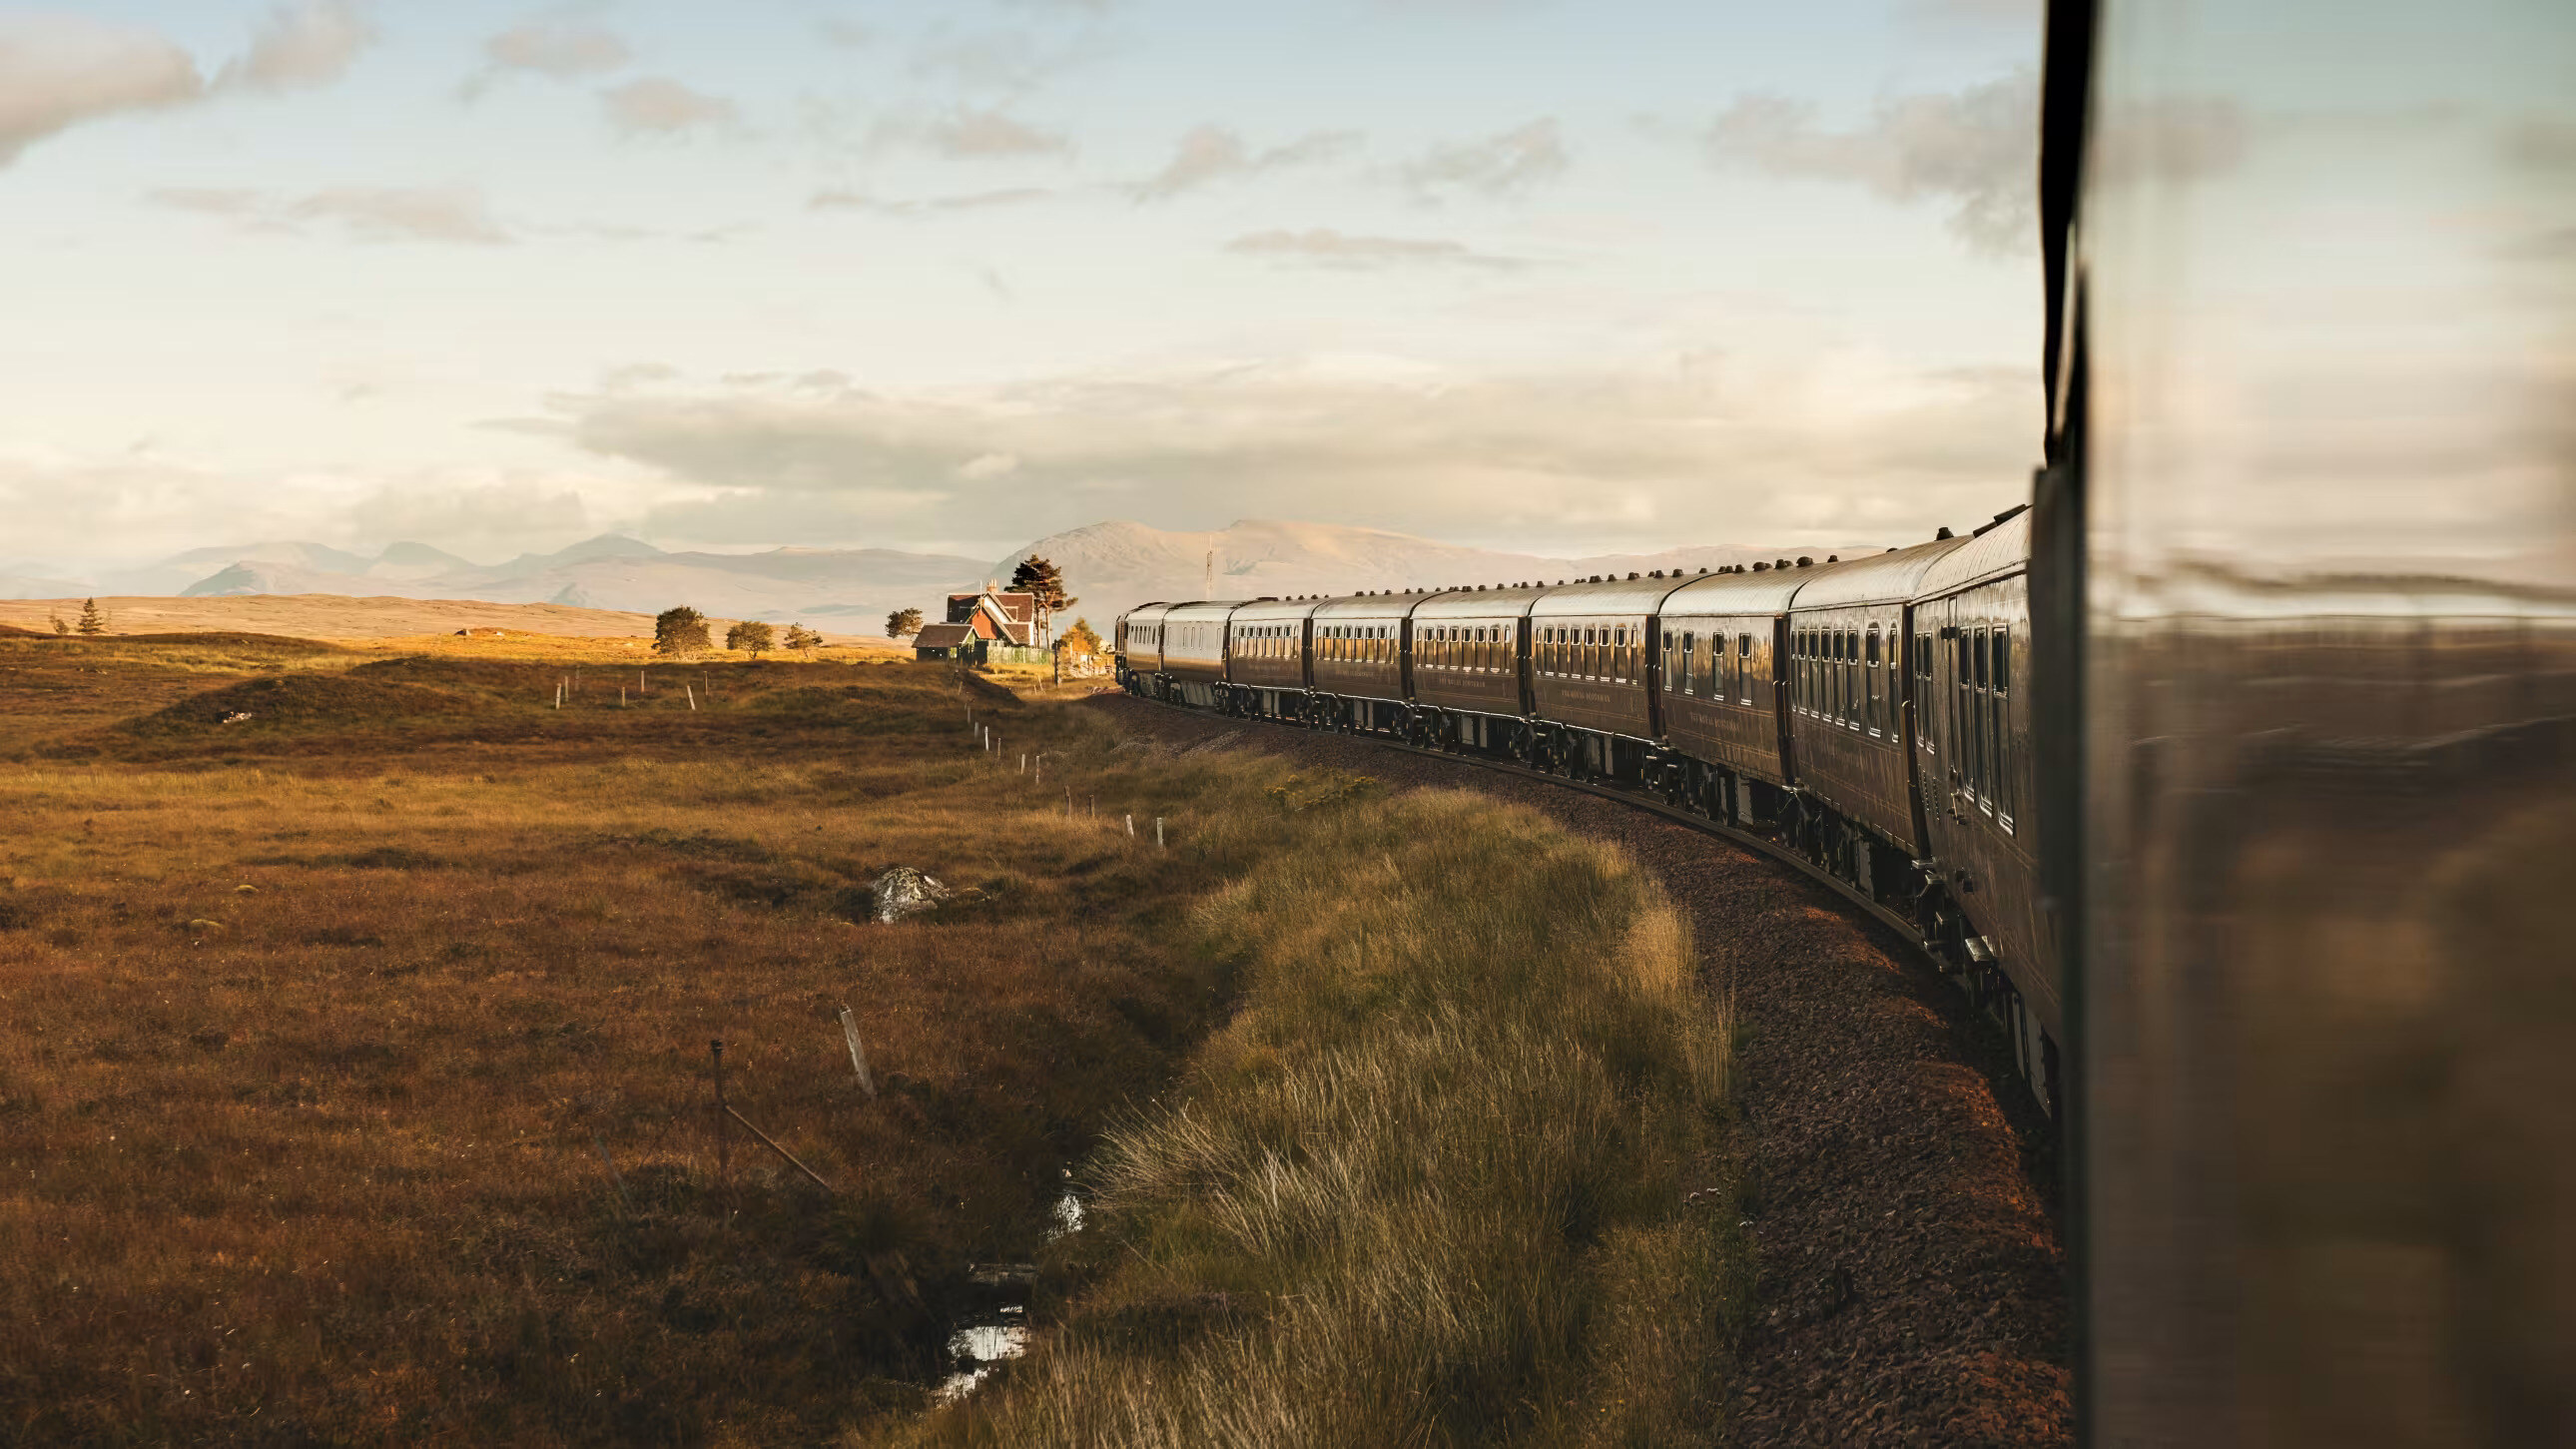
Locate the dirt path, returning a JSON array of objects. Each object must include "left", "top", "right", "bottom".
[{"left": 1086, "top": 694, "right": 2072, "bottom": 1446}]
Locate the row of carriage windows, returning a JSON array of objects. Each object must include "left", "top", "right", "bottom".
[
  {"left": 1792, "top": 623, "right": 1896, "bottom": 739},
  {"left": 1950, "top": 620, "right": 2014, "bottom": 828},
  {"left": 1659, "top": 629, "right": 1759, "bottom": 706},
  {"left": 1537, "top": 623, "right": 1640, "bottom": 682}
]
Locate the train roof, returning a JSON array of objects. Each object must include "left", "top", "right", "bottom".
[
  {"left": 1412, "top": 584, "right": 1551, "bottom": 620},
  {"left": 1160, "top": 599, "right": 1250, "bottom": 624},
  {"left": 1225, "top": 596, "right": 1320, "bottom": 624},
  {"left": 1119, "top": 601, "right": 1173, "bottom": 626},
  {"left": 1786, "top": 532, "right": 1981, "bottom": 610},
  {"left": 1659, "top": 565, "right": 1807, "bottom": 615},
  {"left": 1308, "top": 590, "right": 1447, "bottom": 622},
  {"left": 1915, "top": 508, "right": 2032, "bottom": 598},
  {"left": 1528, "top": 573, "right": 1698, "bottom": 618}
]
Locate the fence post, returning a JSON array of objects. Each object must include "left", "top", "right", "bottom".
[
  {"left": 1156, "top": 817, "right": 1165, "bottom": 850},
  {"left": 838, "top": 1005, "right": 876, "bottom": 1098},
  {"left": 1125, "top": 814, "right": 1134, "bottom": 838},
  {"left": 687, "top": 685, "right": 697, "bottom": 712}
]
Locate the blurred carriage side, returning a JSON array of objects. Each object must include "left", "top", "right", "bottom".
[{"left": 2059, "top": 0, "right": 2576, "bottom": 1441}]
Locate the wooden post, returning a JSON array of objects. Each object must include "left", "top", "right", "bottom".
[
  {"left": 839, "top": 1005, "right": 876, "bottom": 1098},
  {"left": 686, "top": 685, "right": 697, "bottom": 711},
  {"left": 725, "top": 1105, "right": 839, "bottom": 1193},
  {"left": 1125, "top": 814, "right": 1134, "bottom": 838},
  {"left": 1156, "top": 817, "right": 1165, "bottom": 850}
]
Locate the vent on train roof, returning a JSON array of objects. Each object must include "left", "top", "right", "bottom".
[
  {"left": 1752, "top": 561, "right": 1769, "bottom": 571},
  {"left": 1627, "top": 571, "right": 1639, "bottom": 579},
  {"left": 1936, "top": 526, "right": 1955, "bottom": 539},
  {"left": 1825, "top": 555, "right": 1838, "bottom": 562},
  {"left": 1797, "top": 556, "right": 1813, "bottom": 567}
]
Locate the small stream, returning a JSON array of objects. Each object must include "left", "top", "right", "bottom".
[{"left": 936, "top": 1188, "right": 1084, "bottom": 1403}]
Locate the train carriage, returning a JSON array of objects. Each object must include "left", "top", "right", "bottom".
[
  {"left": 1528, "top": 574, "right": 1696, "bottom": 779},
  {"left": 1308, "top": 592, "right": 1429, "bottom": 734},
  {"left": 1156, "top": 600, "right": 1245, "bottom": 709},
  {"left": 1909, "top": 510, "right": 2052, "bottom": 1098},
  {"left": 1222, "top": 596, "right": 1318, "bottom": 718},
  {"left": 1781, "top": 534, "right": 1979, "bottom": 871},
  {"left": 1115, "top": 602, "right": 1172, "bottom": 690},
  {"left": 1410, "top": 585, "right": 1544, "bottom": 754},
  {"left": 1655, "top": 565, "right": 1801, "bottom": 824}
]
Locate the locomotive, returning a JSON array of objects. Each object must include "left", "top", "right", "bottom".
[{"left": 1113, "top": 503, "right": 2064, "bottom": 1113}]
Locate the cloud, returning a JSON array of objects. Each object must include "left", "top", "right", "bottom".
[
  {"left": 2504, "top": 116, "right": 2576, "bottom": 173},
  {"left": 1399, "top": 118, "right": 1568, "bottom": 200},
  {"left": 479, "top": 20, "right": 630, "bottom": 80},
  {"left": 152, "top": 185, "right": 511, "bottom": 245},
  {"left": 1702, "top": 71, "right": 2039, "bottom": 255},
  {"left": 1225, "top": 229, "right": 1529, "bottom": 271},
  {"left": 292, "top": 186, "right": 510, "bottom": 244},
  {"left": 917, "top": 105, "right": 1072, "bottom": 158},
  {"left": 600, "top": 77, "right": 738, "bottom": 137},
  {"left": 216, "top": 0, "right": 371, "bottom": 93},
  {"left": 538, "top": 355, "right": 2041, "bottom": 553},
  {"left": 1132, "top": 124, "right": 1362, "bottom": 201},
  {"left": 809, "top": 186, "right": 1055, "bottom": 216},
  {"left": 0, "top": 15, "right": 204, "bottom": 165},
  {"left": 2, "top": 5, "right": 378, "bottom": 168}
]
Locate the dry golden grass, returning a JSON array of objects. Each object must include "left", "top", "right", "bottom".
[
  {"left": 896, "top": 785, "right": 1745, "bottom": 1448},
  {"left": 0, "top": 640, "right": 1320, "bottom": 1444}
]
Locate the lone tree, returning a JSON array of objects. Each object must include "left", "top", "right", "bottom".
[
  {"left": 75, "top": 598, "right": 106, "bottom": 636},
  {"left": 1008, "top": 555, "right": 1075, "bottom": 646},
  {"left": 781, "top": 624, "right": 823, "bottom": 656},
  {"left": 654, "top": 606, "right": 710, "bottom": 655},
  {"left": 885, "top": 607, "right": 924, "bottom": 640},
  {"left": 1060, "top": 617, "right": 1103, "bottom": 659},
  {"left": 725, "top": 620, "right": 776, "bottom": 658}
]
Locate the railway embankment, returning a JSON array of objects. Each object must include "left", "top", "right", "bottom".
[{"left": 1083, "top": 694, "right": 2073, "bottom": 1447}]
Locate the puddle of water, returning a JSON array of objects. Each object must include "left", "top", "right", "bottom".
[
  {"left": 937, "top": 1323, "right": 1029, "bottom": 1403},
  {"left": 935, "top": 1186, "right": 1087, "bottom": 1403}
]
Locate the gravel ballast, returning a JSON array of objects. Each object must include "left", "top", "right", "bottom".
[{"left": 1086, "top": 694, "right": 2072, "bottom": 1447}]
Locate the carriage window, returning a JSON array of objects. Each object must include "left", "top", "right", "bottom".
[
  {"left": 1973, "top": 626, "right": 1989, "bottom": 688},
  {"left": 1992, "top": 626, "right": 2010, "bottom": 693},
  {"left": 1679, "top": 630, "right": 1695, "bottom": 694}
]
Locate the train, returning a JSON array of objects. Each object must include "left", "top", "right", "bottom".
[{"left": 1113, "top": 503, "right": 2065, "bottom": 1113}]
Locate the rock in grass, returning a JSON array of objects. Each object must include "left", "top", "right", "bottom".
[
  {"left": 869, "top": 867, "right": 951, "bottom": 924},
  {"left": 186, "top": 919, "right": 225, "bottom": 937}
]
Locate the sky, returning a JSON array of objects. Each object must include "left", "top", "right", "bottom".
[{"left": 2, "top": 0, "right": 2050, "bottom": 571}]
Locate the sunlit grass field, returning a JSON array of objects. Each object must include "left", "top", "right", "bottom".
[
  {"left": 0, "top": 633, "right": 1292, "bottom": 1444},
  {"left": 0, "top": 630, "right": 1741, "bottom": 1446}
]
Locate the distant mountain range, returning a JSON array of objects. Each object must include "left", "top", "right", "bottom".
[{"left": 4, "top": 520, "right": 1879, "bottom": 634}]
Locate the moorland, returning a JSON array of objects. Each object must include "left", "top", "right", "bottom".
[{"left": 0, "top": 624, "right": 1740, "bottom": 1446}]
